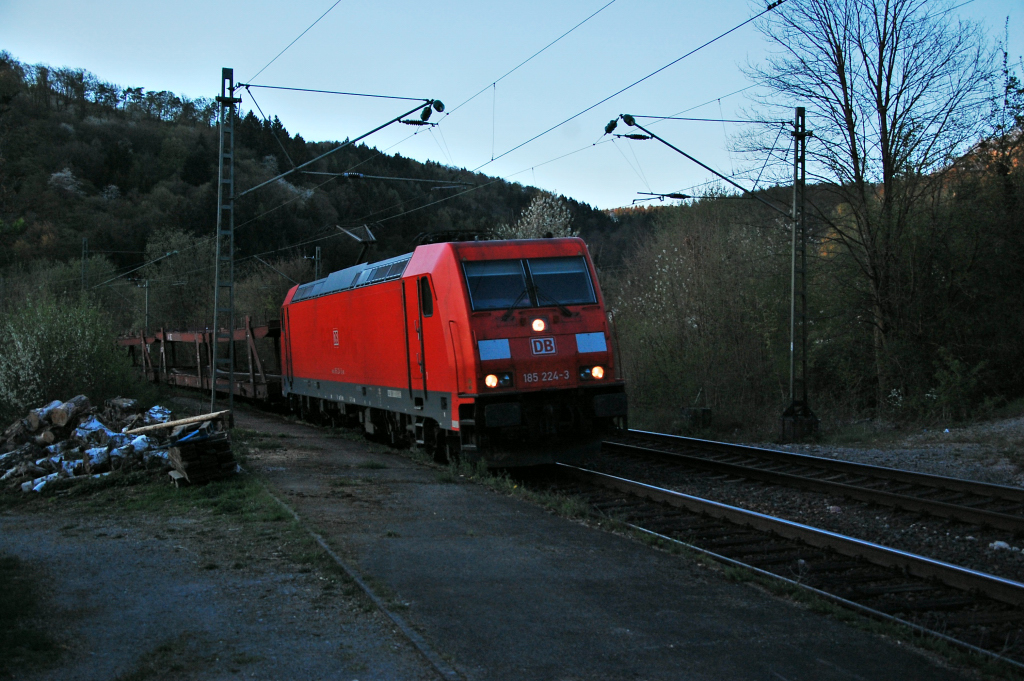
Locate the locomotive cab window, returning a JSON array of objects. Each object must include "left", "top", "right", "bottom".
[
  {"left": 419, "top": 276, "right": 434, "bottom": 317},
  {"left": 526, "top": 256, "right": 596, "bottom": 306},
  {"left": 464, "top": 260, "right": 529, "bottom": 311},
  {"left": 463, "top": 256, "right": 596, "bottom": 311}
]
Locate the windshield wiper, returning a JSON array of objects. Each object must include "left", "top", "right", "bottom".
[
  {"left": 500, "top": 289, "right": 530, "bottom": 321},
  {"left": 533, "top": 285, "right": 572, "bottom": 317}
]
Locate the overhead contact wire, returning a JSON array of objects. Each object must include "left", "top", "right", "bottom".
[
  {"left": 473, "top": 1, "right": 786, "bottom": 172},
  {"left": 443, "top": 0, "right": 619, "bottom": 118},
  {"left": 246, "top": 0, "right": 346, "bottom": 84}
]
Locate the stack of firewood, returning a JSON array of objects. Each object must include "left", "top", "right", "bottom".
[
  {"left": 1, "top": 395, "right": 92, "bottom": 450},
  {"left": 0, "top": 396, "right": 185, "bottom": 492}
]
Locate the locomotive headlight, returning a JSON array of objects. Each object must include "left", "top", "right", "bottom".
[
  {"left": 484, "top": 373, "right": 513, "bottom": 388},
  {"left": 592, "top": 365, "right": 605, "bottom": 379},
  {"left": 532, "top": 318, "right": 546, "bottom": 332}
]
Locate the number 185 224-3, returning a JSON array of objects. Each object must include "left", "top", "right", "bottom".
[{"left": 522, "top": 370, "right": 570, "bottom": 384}]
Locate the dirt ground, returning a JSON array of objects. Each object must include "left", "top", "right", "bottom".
[
  {"left": 0, "top": 446, "right": 436, "bottom": 680},
  {"left": 229, "top": 406, "right": 978, "bottom": 681},
  {"left": 2, "top": 401, "right": 1017, "bottom": 680}
]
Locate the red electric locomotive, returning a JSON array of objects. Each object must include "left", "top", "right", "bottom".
[{"left": 279, "top": 237, "right": 627, "bottom": 466}]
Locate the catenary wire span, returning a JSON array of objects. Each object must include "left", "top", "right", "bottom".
[
  {"left": 206, "top": 76, "right": 766, "bottom": 273},
  {"left": 63, "top": 76, "right": 761, "bottom": 294},
  {"left": 631, "top": 115, "right": 789, "bottom": 124},
  {"left": 236, "top": 84, "right": 429, "bottom": 103},
  {"left": 471, "top": 0, "right": 787, "bottom": 172},
  {"left": 228, "top": 3, "right": 768, "bottom": 246},
  {"left": 83, "top": 59, "right": 782, "bottom": 293}
]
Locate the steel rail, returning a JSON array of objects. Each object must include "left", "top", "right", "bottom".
[
  {"left": 604, "top": 430, "right": 1024, "bottom": 531},
  {"left": 623, "top": 523, "right": 1024, "bottom": 673},
  {"left": 558, "top": 464, "right": 1024, "bottom": 608}
]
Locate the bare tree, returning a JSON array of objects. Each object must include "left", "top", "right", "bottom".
[{"left": 747, "top": 0, "right": 996, "bottom": 408}]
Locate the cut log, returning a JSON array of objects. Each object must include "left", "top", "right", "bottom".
[
  {"left": 27, "top": 400, "right": 63, "bottom": 431},
  {"left": 124, "top": 410, "right": 229, "bottom": 436},
  {"left": 51, "top": 396, "right": 91, "bottom": 428},
  {"left": 33, "top": 430, "right": 56, "bottom": 446},
  {"left": 103, "top": 397, "right": 141, "bottom": 428},
  {"left": 2, "top": 418, "right": 28, "bottom": 443},
  {"left": 106, "top": 397, "right": 139, "bottom": 413}
]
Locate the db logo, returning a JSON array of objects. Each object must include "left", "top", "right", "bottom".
[{"left": 531, "top": 337, "right": 556, "bottom": 355}]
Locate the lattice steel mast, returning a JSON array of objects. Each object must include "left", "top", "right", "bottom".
[{"left": 211, "top": 68, "right": 241, "bottom": 419}]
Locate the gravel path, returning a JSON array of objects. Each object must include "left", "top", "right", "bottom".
[
  {"left": 0, "top": 485, "right": 435, "bottom": 680},
  {"left": 763, "top": 416, "right": 1024, "bottom": 487}
]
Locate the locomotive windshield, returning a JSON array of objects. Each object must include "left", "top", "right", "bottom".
[
  {"left": 464, "top": 256, "right": 596, "bottom": 311},
  {"left": 464, "top": 260, "right": 530, "bottom": 310}
]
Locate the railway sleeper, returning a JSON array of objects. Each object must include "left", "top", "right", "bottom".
[
  {"left": 676, "top": 526, "right": 747, "bottom": 541},
  {"left": 812, "top": 570, "right": 906, "bottom": 589},
  {"left": 942, "top": 609, "right": 1024, "bottom": 626},
  {"left": 883, "top": 596, "right": 979, "bottom": 613},
  {"left": 695, "top": 534, "right": 768, "bottom": 549},
  {"left": 711, "top": 542, "right": 800, "bottom": 559},
  {"left": 742, "top": 551, "right": 821, "bottom": 568},
  {"left": 849, "top": 582, "right": 939, "bottom": 597}
]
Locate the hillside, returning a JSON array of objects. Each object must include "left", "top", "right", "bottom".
[{"left": 0, "top": 51, "right": 649, "bottom": 281}]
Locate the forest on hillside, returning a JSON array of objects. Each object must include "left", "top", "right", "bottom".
[{"left": 0, "top": 49, "right": 648, "bottom": 327}]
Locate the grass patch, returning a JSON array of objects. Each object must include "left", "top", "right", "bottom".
[
  {"left": 0, "top": 554, "right": 62, "bottom": 676},
  {"left": 113, "top": 631, "right": 221, "bottom": 681},
  {"left": 357, "top": 461, "right": 388, "bottom": 470},
  {"left": 431, "top": 458, "right": 593, "bottom": 521},
  {"left": 71, "top": 472, "right": 292, "bottom": 524}
]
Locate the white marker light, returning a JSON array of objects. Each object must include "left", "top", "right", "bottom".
[
  {"left": 591, "top": 366, "right": 605, "bottom": 379},
  {"left": 532, "top": 319, "right": 546, "bottom": 332},
  {"left": 485, "top": 374, "right": 499, "bottom": 388}
]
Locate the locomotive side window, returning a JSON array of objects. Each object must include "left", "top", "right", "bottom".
[
  {"left": 526, "top": 256, "right": 596, "bottom": 306},
  {"left": 464, "top": 260, "right": 529, "bottom": 311},
  {"left": 419, "top": 276, "right": 434, "bottom": 317}
]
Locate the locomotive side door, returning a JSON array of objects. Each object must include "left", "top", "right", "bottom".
[{"left": 405, "top": 275, "right": 435, "bottom": 408}]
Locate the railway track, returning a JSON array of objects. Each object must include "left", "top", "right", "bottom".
[
  {"left": 601, "top": 430, "right": 1024, "bottom": 533},
  {"left": 534, "top": 463, "right": 1024, "bottom": 669}
]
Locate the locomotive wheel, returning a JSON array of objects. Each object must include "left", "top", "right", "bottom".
[
  {"left": 445, "top": 433, "right": 461, "bottom": 464},
  {"left": 426, "top": 424, "right": 447, "bottom": 464}
]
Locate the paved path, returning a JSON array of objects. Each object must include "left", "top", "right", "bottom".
[{"left": 240, "top": 408, "right": 970, "bottom": 681}]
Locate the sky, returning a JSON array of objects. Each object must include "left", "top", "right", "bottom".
[{"left": 1, "top": 0, "right": 1020, "bottom": 210}]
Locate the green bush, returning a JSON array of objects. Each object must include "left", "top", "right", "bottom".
[{"left": 0, "top": 296, "right": 136, "bottom": 423}]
